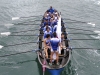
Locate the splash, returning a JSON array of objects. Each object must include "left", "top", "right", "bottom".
[
  {"left": 95, "top": 1, "right": 100, "bottom": 5},
  {"left": 87, "top": 22, "right": 95, "bottom": 27},
  {"left": 91, "top": 35, "right": 100, "bottom": 39},
  {"left": 0, "top": 32, "right": 11, "bottom": 36},
  {"left": 12, "top": 17, "right": 20, "bottom": 20},
  {"left": 94, "top": 30, "right": 100, "bottom": 34},
  {"left": 0, "top": 45, "right": 3, "bottom": 49},
  {"left": 4, "top": 24, "right": 14, "bottom": 27}
]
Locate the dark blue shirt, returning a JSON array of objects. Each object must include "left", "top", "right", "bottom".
[
  {"left": 50, "top": 38, "right": 60, "bottom": 51},
  {"left": 48, "top": 8, "right": 55, "bottom": 14}
]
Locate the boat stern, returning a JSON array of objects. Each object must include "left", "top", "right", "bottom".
[{"left": 47, "top": 68, "right": 64, "bottom": 75}]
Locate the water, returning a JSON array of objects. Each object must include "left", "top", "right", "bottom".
[{"left": 0, "top": 0, "right": 100, "bottom": 75}]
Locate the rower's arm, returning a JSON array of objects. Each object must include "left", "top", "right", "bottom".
[
  {"left": 43, "top": 39, "right": 47, "bottom": 48},
  {"left": 43, "top": 39, "right": 48, "bottom": 58},
  {"left": 59, "top": 42, "right": 63, "bottom": 49}
]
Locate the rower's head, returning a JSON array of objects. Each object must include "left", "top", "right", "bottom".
[
  {"left": 50, "top": 14, "right": 54, "bottom": 18},
  {"left": 46, "top": 27, "right": 50, "bottom": 32},
  {"left": 53, "top": 32, "right": 57, "bottom": 37},
  {"left": 50, "top": 6, "right": 52, "bottom": 9},
  {"left": 47, "top": 10, "right": 49, "bottom": 13},
  {"left": 61, "top": 33, "right": 64, "bottom": 38},
  {"left": 50, "top": 18, "right": 54, "bottom": 22},
  {"left": 45, "top": 23, "right": 49, "bottom": 27},
  {"left": 46, "top": 34, "right": 51, "bottom": 39}
]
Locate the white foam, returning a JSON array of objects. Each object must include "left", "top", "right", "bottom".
[
  {"left": 4, "top": 24, "right": 14, "bottom": 27},
  {"left": 87, "top": 22, "right": 92, "bottom": 25},
  {"left": 12, "top": 17, "right": 20, "bottom": 20},
  {"left": 94, "top": 30, "right": 100, "bottom": 34},
  {"left": 87, "top": 22, "right": 95, "bottom": 27},
  {"left": 0, "top": 32, "right": 11, "bottom": 36},
  {"left": 91, "top": 35, "right": 100, "bottom": 39},
  {"left": 0, "top": 45, "right": 3, "bottom": 49},
  {"left": 96, "top": 1, "right": 100, "bottom": 5}
]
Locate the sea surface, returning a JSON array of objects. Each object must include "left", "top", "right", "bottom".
[{"left": 0, "top": 0, "right": 100, "bottom": 75}]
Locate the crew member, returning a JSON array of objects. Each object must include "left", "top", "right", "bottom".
[
  {"left": 48, "top": 6, "right": 55, "bottom": 14},
  {"left": 43, "top": 23, "right": 52, "bottom": 32},
  {"left": 43, "top": 34, "right": 51, "bottom": 58},
  {"left": 44, "top": 27, "right": 52, "bottom": 38},
  {"left": 49, "top": 32, "right": 61, "bottom": 65}
]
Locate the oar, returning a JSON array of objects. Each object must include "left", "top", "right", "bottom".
[
  {"left": 4, "top": 23, "right": 40, "bottom": 26},
  {"left": 66, "top": 38, "right": 99, "bottom": 41},
  {"left": 66, "top": 27, "right": 94, "bottom": 32},
  {"left": 64, "top": 18, "right": 95, "bottom": 27},
  {"left": 0, "top": 29, "right": 39, "bottom": 36},
  {"left": 10, "top": 29, "right": 39, "bottom": 33},
  {"left": 64, "top": 18, "right": 94, "bottom": 24},
  {"left": 0, "top": 49, "right": 40, "bottom": 57},
  {"left": 1, "top": 32, "right": 43, "bottom": 36},
  {"left": 8, "top": 34, "right": 42, "bottom": 36},
  {"left": 63, "top": 18, "right": 87, "bottom": 23},
  {"left": 68, "top": 47, "right": 100, "bottom": 50},
  {"left": 0, "top": 41, "right": 41, "bottom": 49},
  {"left": 12, "top": 15, "right": 42, "bottom": 20},
  {"left": 67, "top": 32, "right": 99, "bottom": 35}
]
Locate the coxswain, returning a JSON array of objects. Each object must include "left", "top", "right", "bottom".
[
  {"left": 49, "top": 32, "right": 61, "bottom": 65},
  {"left": 43, "top": 34, "right": 51, "bottom": 58},
  {"left": 48, "top": 6, "right": 55, "bottom": 14}
]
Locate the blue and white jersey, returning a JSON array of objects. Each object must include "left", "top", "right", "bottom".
[
  {"left": 50, "top": 38, "right": 60, "bottom": 51},
  {"left": 44, "top": 31, "right": 52, "bottom": 38},
  {"left": 53, "top": 25, "right": 57, "bottom": 32},
  {"left": 43, "top": 26, "right": 52, "bottom": 32}
]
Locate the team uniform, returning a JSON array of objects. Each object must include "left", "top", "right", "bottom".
[
  {"left": 53, "top": 25, "right": 57, "bottom": 32},
  {"left": 45, "top": 39, "right": 50, "bottom": 46},
  {"left": 48, "top": 8, "right": 55, "bottom": 14},
  {"left": 50, "top": 38, "right": 60, "bottom": 52},
  {"left": 44, "top": 31, "right": 52, "bottom": 38},
  {"left": 43, "top": 26, "right": 52, "bottom": 32}
]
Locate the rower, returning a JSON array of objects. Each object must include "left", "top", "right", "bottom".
[
  {"left": 42, "top": 18, "right": 48, "bottom": 27},
  {"left": 54, "top": 11, "right": 59, "bottom": 21},
  {"left": 43, "top": 34, "right": 51, "bottom": 58},
  {"left": 44, "top": 27, "right": 52, "bottom": 39},
  {"left": 61, "top": 33, "right": 64, "bottom": 46},
  {"left": 43, "top": 23, "right": 52, "bottom": 32},
  {"left": 49, "top": 32, "right": 61, "bottom": 65},
  {"left": 44, "top": 11, "right": 51, "bottom": 22}
]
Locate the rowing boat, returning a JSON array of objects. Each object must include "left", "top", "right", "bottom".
[{"left": 37, "top": 8, "right": 72, "bottom": 75}]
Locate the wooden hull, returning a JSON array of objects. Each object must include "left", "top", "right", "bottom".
[{"left": 37, "top": 10, "right": 72, "bottom": 69}]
